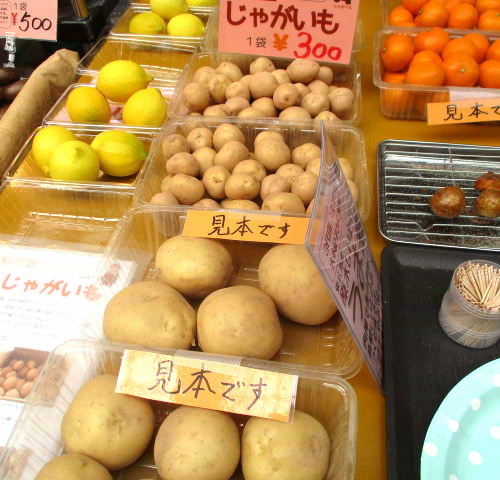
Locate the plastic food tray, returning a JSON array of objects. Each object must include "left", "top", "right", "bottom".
[
  {"left": 4, "top": 125, "right": 156, "bottom": 191},
  {"left": 378, "top": 140, "right": 500, "bottom": 250},
  {"left": 168, "top": 51, "right": 362, "bottom": 125},
  {"left": 373, "top": 28, "right": 500, "bottom": 121},
  {"left": 0, "top": 340, "right": 358, "bottom": 480}
]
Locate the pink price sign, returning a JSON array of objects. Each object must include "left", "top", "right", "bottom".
[
  {"left": 0, "top": 0, "right": 57, "bottom": 41},
  {"left": 218, "top": 0, "right": 359, "bottom": 65}
]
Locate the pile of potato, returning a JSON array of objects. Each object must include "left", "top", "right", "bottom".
[
  {"left": 0, "top": 357, "right": 43, "bottom": 399},
  {"left": 35, "top": 375, "right": 332, "bottom": 480},
  {"left": 181, "top": 56, "right": 355, "bottom": 122},
  {"left": 150, "top": 123, "right": 359, "bottom": 213}
]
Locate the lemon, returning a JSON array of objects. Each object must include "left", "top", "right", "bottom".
[
  {"left": 32, "top": 126, "right": 76, "bottom": 176},
  {"left": 49, "top": 141, "right": 100, "bottom": 181},
  {"left": 167, "top": 13, "right": 206, "bottom": 36},
  {"left": 129, "top": 12, "right": 167, "bottom": 34},
  {"left": 123, "top": 88, "right": 168, "bottom": 127},
  {"left": 90, "top": 130, "right": 147, "bottom": 177},
  {"left": 67, "top": 87, "right": 111, "bottom": 124},
  {"left": 187, "top": 0, "right": 217, "bottom": 6},
  {"left": 150, "top": 0, "right": 188, "bottom": 20},
  {"left": 97, "top": 60, "right": 153, "bottom": 103}
]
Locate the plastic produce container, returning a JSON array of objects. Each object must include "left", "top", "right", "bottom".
[
  {"left": 0, "top": 340, "right": 358, "bottom": 479},
  {"left": 168, "top": 51, "right": 362, "bottom": 125},
  {"left": 133, "top": 0, "right": 218, "bottom": 13},
  {"left": 4, "top": 125, "right": 156, "bottom": 191}
]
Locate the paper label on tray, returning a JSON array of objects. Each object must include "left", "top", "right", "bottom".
[
  {"left": 0, "top": 0, "right": 57, "bottom": 41},
  {"left": 182, "top": 210, "right": 309, "bottom": 244},
  {"left": 0, "top": 399, "right": 23, "bottom": 447},
  {"left": 427, "top": 97, "right": 500, "bottom": 125},
  {"left": 117, "top": 350, "right": 298, "bottom": 422},
  {"left": 218, "top": 0, "right": 359, "bottom": 65}
]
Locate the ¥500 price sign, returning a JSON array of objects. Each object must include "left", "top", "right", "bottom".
[{"left": 0, "top": 1, "right": 57, "bottom": 41}]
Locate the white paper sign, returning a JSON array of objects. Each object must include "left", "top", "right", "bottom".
[{"left": 0, "top": 400, "right": 23, "bottom": 447}]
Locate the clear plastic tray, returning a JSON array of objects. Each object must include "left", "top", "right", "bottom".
[
  {"left": 132, "top": 0, "right": 218, "bottom": 14},
  {"left": 134, "top": 117, "right": 370, "bottom": 222},
  {"left": 168, "top": 51, "right": 362, "bottom": 125},
  {"left": 373, "top": 28, "right": 500, "bottom": 121}
]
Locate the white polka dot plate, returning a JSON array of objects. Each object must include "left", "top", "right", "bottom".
[{"left": 421, "top": 358, "right": 500, "bottom": 480}]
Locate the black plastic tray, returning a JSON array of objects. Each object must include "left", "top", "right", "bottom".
[{"left": 382, "top": 244, "right": 500, "bottom": 480}]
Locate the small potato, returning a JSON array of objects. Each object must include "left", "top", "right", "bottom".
[
  {"left": 301, "top": 92, "right": 329, "bottom": 117},
  {"left": 213, "top": 123, "right": 245, "bottom": 151},
  {"left": 179, "top": 113, "right": 204, "bottom": 137},
  {"left": 294, "top": 83, "right": 310, "bottom": 102},
  {"left": 20, "top": 381, "right": 34, "bottom": 398},
  {"left": 306, "top": 158, "right": 321, "bottom": 176},
  {"left": 203, "top": 105, "right": 227, "bottom": 117},
  {"left": 169, "top": 174, "right": 205, "bottom": 205},
  {"left": 166, "top": 152, "right": 199, "bottom": 177},
  {"left": 225, "top": 81, "right": 250, "bottom": 101},
  {"left": 240, "top": 74, "right": 252, "bottom": 86},
  {"left": 262, "top": 192, "right": 305, "bottom": 214},
  {"left": 308, "top": 79, "right": 329, "bottom": 96},
  {"left": 183, "top": 82, "right": 210, "bottom": 112},
  {"left": 260, "top": 174, "right": 291, "bottom": 200},
  {"left": 254, "top": 130, "right": 284, "bottom": 145},
  {"left": 273, "top": 83, "right": 299, "bottom": 110},
  {"left": 252, "top": 97, "right": 277, "bottom": 117},
  {"left": 2, "top": 366, "right": 12, "bottom": 376},
  {"left": 0, "top": 387, "right": 4, "bottom": 396},
  {"left": 15, "top": 378, "right": 25, "bottom": 391},
  {"left": 35, "top": 453, "right": 112, "bottom": 480},
  {"left": 254, "top": 138, "right": 290, "bottom": 171},
  {"left": 203, "top": 165, "right": 231, "bottom": 199},
  {"left": 225, "top": 173, "right": 260, "bottom": 200},
  {"left": 314, "top": 111, "right": 340, "bottom": 123},
  {"left": 271, "top": 69, "right": 290, "bottom": 85},
  {"left": 224, "top": 97, "right": 250, "bottom": 116},
  {"left": 276, "top": 163, "right": 304, "bottom": 185},
  {"left": 292, "top": 143, "right": 321, "bottom": 169},
  {"left": 346, "top": 178, "right": 359, "bottom": 205},
  {"left": 317, "top": 65, "right": 334, "bottom": 85},
  {"left": 292, "top": 172, "right": 317, "bottom": 205},
  {"left": 233, "top": 159, "right": 267, "bottom": 182},
  {"left": 221, "top": 199, "right": 260, "bottom": 210},
  {"left": 0, "top": 376, "right": 4, "bottom": 386},
  {"left": 193, "top": 147, "right": 216, "bottom": 175},
  {"left": 26, "top": 360, "right": 37, "bottom": 369},
  {"left": 193, "top": 198, "right": 220, "bottom": 208},
  {"left": 208, "top": 73, "right": 232, "bottom": 103},
  {"left": 279, "top": 106, "right": 311, "bottom": 120},
  {"left": 214, "top": 141, "right": 249, "bottom": 172},
  {"left": 238, "top": 107, "right": 264, "bottom": 119},
  {"left": 193, "top": 66, "right": 215, "bottom": 87},
  {"left": 150, "top": 192, "right": 179, "bottom": 206},
  {"left": 286, "top": 58, "right": 320, "bottom": 83},
  {"left": 162, "top": 133, "right": 189, "bottom": 160},
  {"left": 250, "top": 57, "right": 275, "bottom": 74},
  {"left": 26, "top": 368, "right": 38, "bottom": 381},
  {"left": 6, "top": 371, "right": 17, "bottom": 378},
  {"left": 329, "top": 87, "right": 354, "bottom": 118},
  {"left": 186, "top": 127, "right": 213, "bottom": 151},
  {"left": 12, "top": 360, "right": 24, "bottom": 371},
  {"left": 216, "top": 62, "right": 243, "bottom": 82},
  {"left": 161, "top": 175, "right": 173, "bottom": 192},
  {"left": 338, "top": 157, "right": 354, "bottom": 180},
  {"left": 3, "top": 376, "right": 17, "bottom": 391},
  {"left": 5, "top": 389, "right": 20, "bottom": 398},
  {"left": 249, "top": 72, "right": 278, "bottom": 99}
]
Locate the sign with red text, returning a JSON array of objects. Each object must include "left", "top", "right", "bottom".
[
  {"left": 0, "top": 0, "right": 57, "bottom": 41},
  {"left": 218, "top": 0, "right": 359, "bottom": 65}
]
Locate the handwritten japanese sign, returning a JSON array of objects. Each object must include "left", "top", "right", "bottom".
[
  {"left": 218, "top": 0, "right": 359, "bottom": 65},
  {"left": 427, "top": 97, "right": 500, "bottom": 125},
  {"left": 117, "top": 350, "right": 298, "bottom": 422},
  {"left": 182, "top": 210, "right": 309, "bottom": 244},
  {"left": 0, "top": 0, "right": 57, "bottom": 41}
]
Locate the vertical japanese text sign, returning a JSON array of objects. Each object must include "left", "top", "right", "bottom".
[
  {"left": 306, "top": 123, "right": 383, "bottom": 391},
  {"left": 219, "top": 0, "right": 360, "bottom": 65}
]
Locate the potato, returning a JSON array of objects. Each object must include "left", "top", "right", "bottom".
[
  {"left": 287, "top": 58, "right": 320, "bottom": 83},
  {"left": 238, "top": 107, "right": 264, "bottom": 119},
  {"left": 273, "top": 83, "right": 299, "bottom": 110},
  {"left": 12, "top": 360, "right": 24, "bottom": 371},
  {"left": 150, "top": 192, "right": 179, "bottom": 206},
  {"left": 338, "top": 157, "right": 354, "bottom": 180},
  {"left": 214, "top": 140, "right": 249, "bottom": 172},
  {"left": 314, "top": 111, "right": 340, "bottom": 123},
  {"left": 156, "top": 236, "right": 233, "bottom": 299},
  {"left": 197, "top": 285, "right": 283, "bottom": 359},
  {"left": 306, "top": 200, "right": 315, "bottom": 215},
  {"left": 203, "top": 165, "right": 231, "bottom": 199},
  {"left": 26, "top": 368, "right": 38, "bottom": 381},
  {"left": 329, "top": 85, "right": 338, "bottom": 94},
  {"left": 240, "top": 74, "right": 252, "bottom": 86},
  {"left": 169, "top": 174, "right": 205, "bottom": 205},
  {"left": 193, "top": 198, "right": 220, "bottom": 208},
  {"left": 35, "top": 453, "right": 112, "bottom": 480},
  {"left": 213, "top": 123, "right": 245, "bottom": 151},
  {"left": 0, "top": 387, "right": 4, "bottom": 396},
  {"left": 221, "top": 199, "right": 260, "bottom": 210},
  {"left": 254, "top": 138, "right": 290, "bottom": 171},
  {"left": 271, "top": 69, "right": 291, "bottom": 85},
  {"left": 294, "top": 83, "right": 310, "bottom": 102},
  {"left": 259, "top": 245, "right": 337, "bottom": 325},
  {"left": 62, "top": 375, "right": 154, "bottom": 471},
  {"left": 276, "top": 163, "right": 304, "bottom": 185},
  {"left": 250, "top": 57, "right": 275, "bottom": 74},
  {"left": 308, "top": 79, "right": 329, "bottom": 96},
  {"left": 262, "top": 192, "right": 305, "bottom": 214},
  {"left": 329, "top": 87, "right": 354, "bottom": 118},
  {"left": 254, "top": 130, "right": 284, "bottom": 145},
  {"left": 187, "top": 127, "right": 213, "bottom": 151},
  {"left": 279, "top": 106, "right": 311, "bottom": 120},
  {"left": 225, "top": 81, "right": 250, "bottom": 101},
  {"left": 193, "top": 147, "right": 216, "bottom": 175},
  {"left": 154, "top": 406, "right": 240, "bottom": 480},
  {"left": 317, "top": 65, "right": 334, "bottom": 85},
  {"left": 183, "top": 82, "right": 210, "bottom": 112},
  {"left": 20, "top": 381, "right": 33, "bottom": 397},
  {"left": 166, "top": 152, "right": 199, "bottom": 177},
  {"left": 292, "top": 143, "right": 321, "bottom": 169},
  {"left": 179, "top": 113, "right": 204, "bottom": 137},
  {"left": 301, "top": 92, "right": 329, "bottom": 117},
  {"left": 292, "top": 172, "right": 317, "bottom": 205},
  {"left": 193, "top": 66, "right": 215, "bottom": 87},
  {"left": 5, "top": 388, "right": 19, "bottom": 398},
  {"left": 203, "top": 105, "right": 227, "bottom": 117},
  {"left": 208, "top": 73, "right": 232, "bottom": 103},
  {"left": 346, "top": 178, "right": 359, "bottom": 205},
  {"left": 225, "top": 173, "right": 260, "bottom": 200},
  {"left": 249, "top": 72, "right": 278, "bottom": 99},
  {"left": 224, "top": 97, "right": 250, "bottom": 116},
  {"left": 306, "top": 158, "right": 321, "bottom": 176},
  {"left": 260, "top": 174, "right": 291, "bottom": 201},
  {"left": 3, "top": 376, "right": 17, "bottom": 391},
  {"left": 161, "top": 175, "right": 173, "bottom": 192},
  {"left": 242, "top": 411, "right": 330, "bottom": 480},
  {"left": 251, "top": 97, "right": 277, "bottom": 117},
  {"left": 233, "top": 159, "right": 267, "bottom": 182},
  {"left": 216, "top": 61, "right": 243, "bottom": 82},
  {"left": 162, "top": 134, "right": 189, "bottom": 160}
]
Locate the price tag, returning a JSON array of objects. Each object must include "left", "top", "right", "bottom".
[
  {"left": 427, "top": 97, "right": 500, "bottom": 125},
  {"left": 218, "top": 0, "right": 360, "bottom": 65},
  {"left": 117, "top": 350, "right": 298, "bottom": 422},
  {"left": 0, "top": 0, "right": 57, "bottom": 41},
  {"left": 182, "top": 210, "right": 309, "bottom": 244}
]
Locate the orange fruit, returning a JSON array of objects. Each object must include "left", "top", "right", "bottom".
[
  {"left": 477, "top": 9, "right": 500, "bottom": 29},
  {"left": 415, "top": 1, "right": 450, "bottom": 27},
  {"left": 402, "top": 0, "right": 430, "bottom": 15},
  {"left": 413, "top": 27, "right": 450, "bottom": 54},
  {"left": 460, "top": 0, "right": 476, "bottom": 5},
  {"left": 442, "top": 37, "right": 481, "bottom": 62},
  {"left": 406, "top": 60, "right": 446, "bottom": 85},
  {"left": 442, "top": 53, "right": 479, "bottom": 86},
  {"left": 464, "top": 33, "right": 490, "bottom": 62},
  {"left": 448, "top": 4, "right": 479, "bottom": 27},
  {"left": 388, "top": 5, "right": 415, "bottom": 25},
  {"left": 381, "top": 88, "right": 414, "bottom": 117},
  {"left": 443, "top": 0, "right": 463, "bottom": 9},
  {"left": 486, "top": 38, "right": 500, "bottom": 59},
  {"left": 476, "top": 0, "right": 500, "bottom": 14},
  {"left": 478, "top": 59, "right": 500, "bottom": 87},
  {"left": 383, "top": 72, "right": 407, "bottom": 83},
  {"left": 411, "top": 50, "right": 443, "bottom": 63},
  {"left": 380, "top": 34, "right": 415, "bottom": 72}
]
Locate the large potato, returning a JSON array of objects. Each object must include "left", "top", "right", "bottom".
[
  {"left": 261, "top": 192, "right": 305, "bottom": 214},
  {"left": 154, "top": 406, "right": 240, "bottom": 480},
  {"left": 214, "top": 141, "right": 249, "bottom": 172},
  {"left": 169, "top": 174, "right": 205, "bottom": 205},
  {"left": 197, "top": 285, "right": 283, "bottom": 359},
  {"left": 156, "top": 236, "right": 233, "bottom": 299},
  {"left": 259, "top": 245, "right": 337, "bottom": 325},
  {"left": 61, "top": 375, "right": 154, "bottom": 471},
  {"left": 242, "top": 411, "right": 331, "bottom": 480},
  {"left": 35, "top": 454, "right": 112, "bottom": 480},
  {"left": 225, "top": 173, "right": 260, "bottom": 200},
  {"left": 103, "top": 281, "right": 196, "bottom": 349}
]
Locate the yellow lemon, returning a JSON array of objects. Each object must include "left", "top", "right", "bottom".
[
  {"left": 128, "top": 12, "right": 167, "bottom": 34},
  {"left": 97, "top": 60, "right": 153, "bottom": 103},
  {"left": 187, "top": 0, "right": 217, "bottom": 6},
  {"left": 49, "top": 141, "right": 100, "bottom": 181},
  {"left": 67, "top": 87, "right": 111, "bottom": 124},
  {"left": 150, "top": 0, "right": 188, "bottom": 20},
  {"left": 123, "top": 88, "right": 168, "bottom": 127},
  {"left": 32, "top": 126, "right": 76, "bottom": 176},
  {"left": 90, "top": 130, "right": 147, "bottom": 177},
  {"left": 167, "top": 13, "right": 206, "bottom": 36}
]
